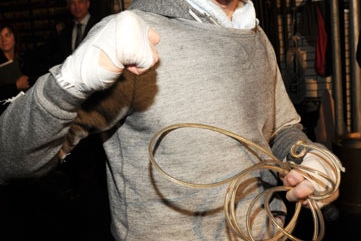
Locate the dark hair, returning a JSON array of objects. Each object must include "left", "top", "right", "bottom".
[{"left": 0, "top": 23, "right": 21, "bottom": 57}]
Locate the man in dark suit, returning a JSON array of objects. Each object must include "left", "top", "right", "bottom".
[
  {"left": 25, "top": 0, "right": 100, "bottom": 79},
  {"left": 51, "top": 0, "right": 100, "bottom": 66},
  {"left": 27, "top": 0, "right": 99, "bottom": 76}
]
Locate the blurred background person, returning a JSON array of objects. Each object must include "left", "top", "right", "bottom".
[
  {"left": 0, "top": 23, "right": 31, "bottom": 114},
  {"left": 53, "top": 0, "right": 100, "bottom": 61},
  {"left": 28, "top": 0, "right": 100, "bottom": 78}
]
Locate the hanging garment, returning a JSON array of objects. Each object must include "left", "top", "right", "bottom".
[
  {"left": 315, "top": 5, "right": 332, "bottom": 77},
  {"left": 299, "top": 0, "right": 318, "bottom": 47},
  {"left": 283, "top": 37, "right": 307, "bottom": 105},
  {"left": 315, "top": 3, "right": 328, "bottom": 77}
]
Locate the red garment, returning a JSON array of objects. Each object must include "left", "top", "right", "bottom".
[{"left": 315, "top": 4, "right": 328, "bottom": 76}]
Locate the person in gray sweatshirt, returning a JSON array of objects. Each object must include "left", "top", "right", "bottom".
[{"left": 0, "top": 0, "right": 343, "bottom": 240}]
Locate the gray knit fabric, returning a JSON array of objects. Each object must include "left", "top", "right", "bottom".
[{"left": 0, "top": 0, "right": 320, "bottom": 240}]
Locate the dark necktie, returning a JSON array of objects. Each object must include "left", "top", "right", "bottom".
[{"left": 74, "top": 23, "right": 83, "bottom": 49}]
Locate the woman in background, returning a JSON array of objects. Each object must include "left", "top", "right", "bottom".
[{"left": 0, "top": 24, "right": 30, "bottom": 113}]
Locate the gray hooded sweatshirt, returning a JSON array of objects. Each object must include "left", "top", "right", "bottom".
[{"left": 0, "top": 0, "right": 318, "bottom": 240}]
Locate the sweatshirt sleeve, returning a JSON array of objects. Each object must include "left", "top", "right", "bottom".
[
  {"left": 0, "top": 65, "right": 85, "bottom": 185},
  {"left": 269, "top": 65, "right": 326, "bottom": 160},
  {"left": 254, "top": 29, "right": 329, "bottom": 160}
]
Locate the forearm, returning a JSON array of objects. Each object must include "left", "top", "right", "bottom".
[
  {"left": 0, "top": 10, "right": 159, "bottom": 184},
  {"left": 270, "top": 123, "right": 312, "bottom": 161},
  {"left": 0, "top": 70, "right": 83, "bottom": 184}
]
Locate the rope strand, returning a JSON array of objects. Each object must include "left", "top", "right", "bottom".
[{"left": 148, "top": 123, "right": 344, "bottom": 241}]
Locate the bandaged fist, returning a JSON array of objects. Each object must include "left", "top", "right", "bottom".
[
  {"left": 58, "top": 11, "right": 160, "bottom": 96},
  {"left": 281, "top": 150, "right": 341, "bottom": 208}
]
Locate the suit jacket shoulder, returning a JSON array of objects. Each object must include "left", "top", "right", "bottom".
[{"left": 84, "top": 16, "right": 100, "bottom": 36}]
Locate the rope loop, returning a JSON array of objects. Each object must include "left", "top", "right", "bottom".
[{"left": 148, "top": 123, "right": 343, "bottom": 241}]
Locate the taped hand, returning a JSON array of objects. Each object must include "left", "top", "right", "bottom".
[
  {"left": 281, "top": 150, "right": 341, "bottom": 208},
  {"left": 57, "top": 11, "right": 160, "bottom": 97}
]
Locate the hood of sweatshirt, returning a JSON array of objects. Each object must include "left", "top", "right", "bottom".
[
  {"left": 129, "top": 0, "right": 214, "bottom": 23},
  {"left": 129, "top": 0, "right": 257, "bottom": 29}
]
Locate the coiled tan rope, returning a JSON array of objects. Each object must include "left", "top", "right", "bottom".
[{"left": 148, "top": 123, "right": 344, "bottom": 241}]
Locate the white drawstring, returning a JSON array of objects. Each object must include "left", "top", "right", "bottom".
[{"left": 0, "top": 91, "right": 25, "bottom": 105}]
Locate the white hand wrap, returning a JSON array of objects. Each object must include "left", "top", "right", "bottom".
[
  {"left": 301, "top": 150, "right": 336, "bottom": 192},
  {"left": 57, "top": 11, "right": 154, "bottom": 96},
  {"left": 301, "top": 150, "right": 341, "bottom": 207}
]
